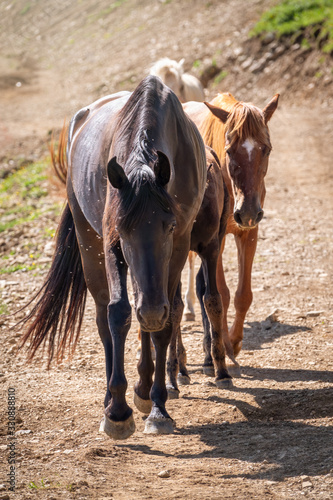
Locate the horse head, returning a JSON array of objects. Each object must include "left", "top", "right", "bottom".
[
  {"left": 106, "top": 152, "right": 176, "bottom": 332},
  {"left": 204, "top": 94, "right": 279, "bottom": 229},
  {"left": 150, "top": 58, "right": 186, "bottom": 102}
]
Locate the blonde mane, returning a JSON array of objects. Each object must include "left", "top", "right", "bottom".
[{"left": 201, "top": 93, "right": 271, "bottom": 160}]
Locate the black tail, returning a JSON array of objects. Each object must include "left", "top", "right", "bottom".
[{"left": 18, "top": 203, "right": 87, "bottom": 367}]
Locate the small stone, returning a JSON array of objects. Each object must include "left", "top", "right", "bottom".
[
  {"left": 266, "top": 308, "right": 279, "bottom": 322},
  {"left": 158, "top": 470, "right": 170, "bottom": 478},
  {"left": 15, "top": 429, "right": 32, "bottom": 436},
  {"left": 44, "top": 241, "right": 55, "bottom": 256},
  {"left": 306, "top": 310, "right": 324, "bottom": 317},
  {"left": 302, "top": 480, "right": 313, "bottom": 488},
  {"left": 262, "top": 32, "right": 275, "bottom": 44},
  {"left": 0, "top": 485, "right": 6, "bottom": 491}
]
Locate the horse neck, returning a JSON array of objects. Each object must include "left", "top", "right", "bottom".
[{"left": 201, "top": 113, "right": 227, "bottom": 170}]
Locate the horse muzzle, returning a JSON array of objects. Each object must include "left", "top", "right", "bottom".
[
  {"left": 136, "top": 302, "right": 170, "bottom": 332},
  {"left": 233, "top": 207, "right": 264, "bottom": 229}
]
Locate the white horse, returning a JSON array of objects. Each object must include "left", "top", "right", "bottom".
[{"left": 150, "top": 57, "right": 205, "bottom": 103}]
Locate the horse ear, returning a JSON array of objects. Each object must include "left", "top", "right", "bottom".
[
  {"left": 204, "top": 102, "right": 229, "bottom": 123},
  {"left": 263, "top": 94, "right": 279, "bottom": 124},
  {"left": 154, "top": 151, "right": 171, "bottom": 187},
  {"left": 107, "top": 156, "right": 128, "bottom": 190}
]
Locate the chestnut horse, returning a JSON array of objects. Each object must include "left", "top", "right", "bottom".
[
  {"left": 183, "top": 92, "right": 279, "bottom": 369},
  {"left": 19, "top": 76, "right": 207, "bottom": 439}
]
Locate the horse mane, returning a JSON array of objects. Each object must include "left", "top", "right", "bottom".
[
  {"left": 108, "top": 76, "right": 180, "bottom": 243},
  {"left": 112, "top": 76, "right": 172, "bottom": 166},
  {"left": 201, "top": 93, "right": 272, "bottom": 159},
  {"left": 116, "top": 166, "right": 177, "bottom": 234}
]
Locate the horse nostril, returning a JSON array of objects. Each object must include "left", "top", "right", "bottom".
[
  {"left": 234, "top": 210, "right": 242, "bottom": 226},
  {"left": 256, "top": 210, "right": 264, "bottom": 224}
]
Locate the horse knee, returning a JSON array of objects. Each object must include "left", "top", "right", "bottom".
[
  {"left": 204, "top": 293, "right": 223, "bottom": 318},
  {"left": 234, "top": 290, "right": 253, "bottom": 314},
  {"left": 108, "top": 301, "right": 131, "bottom": 333}
]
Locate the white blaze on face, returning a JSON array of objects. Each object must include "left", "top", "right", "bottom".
[{"left": 241, "top": 138, "right": 256, "bottom": 160}]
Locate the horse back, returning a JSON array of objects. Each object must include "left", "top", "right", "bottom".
[{"left": 67, "top": 92, "right": 131, "bottom": 235}]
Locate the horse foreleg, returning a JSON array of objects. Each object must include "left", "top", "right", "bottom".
[
  {"left": 166, "top": 284, "right": 181, "bottom": 399},
  {"left": 176, "top": 317, "right": 191, "bottom": 386},
  {"left": 196, "top": 265, "right": 213, "bottom": 375},
  {"left": 199, "top": 244, "right": 234, "bottom": 388},
  {"left": 134, "top": 330, "right": 154, "bottom": 415},
  {"left": 183, "top": 251, "right": 196, "bottom": 321},
  {"left": 136, "top": 326, "right": 155, "bottom": 360},
  {"left": 216, "top": 237, "right": 230, "bottom": 338},
  {"left": 100, "top": 244, "right": 135, "bottom": 440},
  {"left": 102, "top": 296, "right": 134, "bottom": 440},
  {"left": 144, "top": 324, "right": 175, "bottom": 435},
  {"left": 230, "top": 227, "right": 258, "bottom": 357}
]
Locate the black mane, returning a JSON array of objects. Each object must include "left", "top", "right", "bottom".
[{"left": 110, "top": 76, "right": 179, "bottom": 238}]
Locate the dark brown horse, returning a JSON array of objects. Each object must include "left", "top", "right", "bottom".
[
  {"left": 19, "top": 76, "right": 207, "bottom": 439},
  {"left": 166, "top": 145, "right": 233, "bottom": 397},
  {"left": 183, "top": 92, "right": 279, "bottom": 372}
]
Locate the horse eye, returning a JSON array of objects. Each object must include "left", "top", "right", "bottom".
[
  {"left": 262, "top": 146, "right": 271, "bottom": 157},
  {"left": 169, "top": 221, "right": 176, "bottom": 233}
]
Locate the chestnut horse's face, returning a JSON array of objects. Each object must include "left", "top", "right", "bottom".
[
  {"left": 204, "top": 94, "right": 279, "bottom": 230},
  {"left": 225, "top": 135, "right": 270, "bottom": 229}
]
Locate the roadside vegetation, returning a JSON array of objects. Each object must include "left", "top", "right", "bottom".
[
  {"left": 0, "top": 159, "right": 61, "bottom": 276},
  {"left": 251, "top": 0, "right": 333, "bottom": 54}
]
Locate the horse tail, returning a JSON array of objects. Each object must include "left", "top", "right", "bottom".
[
  {"left": 49, "top": 122, "right": 68, "bottom": 185},
  {"left": 18, "top": 203, "right": 87, "bottom": 368}
]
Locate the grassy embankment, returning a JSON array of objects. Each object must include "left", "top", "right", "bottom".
[{"left": 251, "top": 0, "right": 333, "bottom": 54}]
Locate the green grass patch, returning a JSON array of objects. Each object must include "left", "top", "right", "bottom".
[
  {"left": 89, "top": 0, "right": 128, "bottom": 22},
  {"left": 0, "top": 159, "right": 52, "bottom": 233},
  {"left": 20, "top": 3, "right": 31, "bottom": 15},
  {"left": 0, "top": 159, "right": 48, "bottom": 199},
  {"left": 0, "top": 263, "right": 39, "bottom": 274},
  {"left": 0, "top": 299, "right": 9, "bottom": 315},
  {"left": 251, "top": 0, "right": 333, "bottom": 54},
  {"left": 213, "top": 70, "right": 228, "bottom": 85}
]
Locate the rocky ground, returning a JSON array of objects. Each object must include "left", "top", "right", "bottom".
[{"left": 0, "top": 1, "right": 332, "bottom": 499}]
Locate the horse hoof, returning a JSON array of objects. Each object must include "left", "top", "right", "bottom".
[
  {"left": 215, "top": 378, "right": 234, "bottom": 390},
  {"left": 100, "top": 413, "right": 135, "bottom": 440},
  {"left": 167, "top": 386, "right": 180, "bottom": 400},
  {"left": 144, "top": 416, "right": 175, "bottom": 435},
  {"left": 177, "top": 373, "right": 191, "bottom": 385},
  {"left": 133, "top": 392, "right": 152, "bottom": 414},
  {"left": 227, "top": 363, "right": 241, "bottom": 378},
  {"left": 184, "top": 312, "right": 195, "bottom": 321},
  {"left": 202, "top": 365, "right": 215, "bottom": 377}
]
